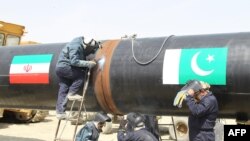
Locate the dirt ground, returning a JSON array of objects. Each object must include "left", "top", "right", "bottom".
[
  {"left": 1, "top": 110, "right": 234, "bottom": 141},
  {"left": 0, "top": 111, "right": 174, "bottom": 141},
  {"left": 0, "top": 111, "right": 119, "bottom": 141}
]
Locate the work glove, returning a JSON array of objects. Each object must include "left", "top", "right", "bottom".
[
  {"left": 118, "top": 119, "right": 128, "bottom": 131},
  {"left": 80, "top": 60, "right": 97, "bottom": 69},
  {"left": 173, "top": 90, "right": 187, "bottom": 108},
  {"left": 86, "top": 61, "right": 97, "bottom": 69}
]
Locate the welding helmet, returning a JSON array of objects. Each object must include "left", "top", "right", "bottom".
[
  {"left": 94, "top": 112, "right": 111, "bottom": 123},
  {"left": 127, "top": 112, "right": 145, "bottom": 128},
  {"left": 180, "top": 79, "right": 202, "bottom": 93},
  {"left": 83, "top": 37, "right": 101, "bottom": 55},
  {"left": 83, "top": 37, "right": 93, "bottom": 45}
]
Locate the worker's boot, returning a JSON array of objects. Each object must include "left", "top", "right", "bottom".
[
  {"left": 67, "top": 93, "right": 83, "bottom": 101},
  {"left": 56, "top": 112, "right": 67, "bottom": 120}
]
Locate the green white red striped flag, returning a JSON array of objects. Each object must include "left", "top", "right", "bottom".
[
  {"left": 162, "top": 47, "right": 228, "bottom": 85},
  {"left": 9, "top": 54, "right": 53, "bottom": 84}
]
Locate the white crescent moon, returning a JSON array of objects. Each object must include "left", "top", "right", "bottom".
[{"left": 191, "top": 52, "right": 214, "bottom": 76}]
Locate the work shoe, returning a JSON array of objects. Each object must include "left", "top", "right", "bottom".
[
  {"left": 56, "top": 113, "right": 67, "bottom": 120},
  {"left": 67, "top": 94, "right": 83, "bottom": 101}
]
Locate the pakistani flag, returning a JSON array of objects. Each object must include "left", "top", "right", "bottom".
[
  {"left": 163, "top": 47, "right": 228, "bottom": 85},
  {"left": 9, "top": 54, "right": 53, "bottom": 84}
]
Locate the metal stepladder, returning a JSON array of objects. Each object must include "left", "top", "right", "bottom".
[
  {"left": 158, "top": 116, "right": 178, "bottom": 141},
  {"left": 54, "top": 69, "right": 91, "bottom": 141}
]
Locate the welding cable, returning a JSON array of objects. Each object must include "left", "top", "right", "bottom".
[{"left": 131, "top": 35, "right": 174, "bottom": 65}]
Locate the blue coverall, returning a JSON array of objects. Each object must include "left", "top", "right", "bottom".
[
  {"left": 75, "top": 122, "right": 100, "bottom": 141},
  {"left": 55, "top": 37, "right": 87, "bottom": 114},
  {"left": 144, "top": 115, "right": 160, "bottom": 140},
  {"left": 185, "top": 91, "right": 218, "bottom": 141},
  {"left": 117, "top": 128, "right": 158, "bottom": 141}
]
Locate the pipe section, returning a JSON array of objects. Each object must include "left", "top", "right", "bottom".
[{"left": 1, "top": 32, "right": 250, "bottom": 119}]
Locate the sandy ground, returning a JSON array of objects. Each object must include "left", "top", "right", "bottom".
[
  {"left": 0, "top": 111, "right": 120, "bottom": 141},
  {"left": 0, "top": 111, "right": 173, "bottom": 141},
  {"left": 0, "top": 110, "right": 235, "bottom": 141}
]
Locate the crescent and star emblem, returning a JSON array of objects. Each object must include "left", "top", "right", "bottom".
[{"left": 191, "top": 52, "right": 214, "bottom": 76}]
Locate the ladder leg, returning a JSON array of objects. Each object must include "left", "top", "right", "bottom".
[
  {"left": 72, "top": 99, "right": 85, "bottom": 140},
  {"left": 54, "top": 119, "right": 61, "bottom": 141},
  {"left": 171, "top": 116, "right": 178, "bottom": 141},
  {"left": 58, "top": 100, "right": 76, "bottom": 139},
  {"left": 54, "top": 100, "right": 76, "bottom": 141},
  {"left": 73, "top": 69, "right": 91, "bottom": 141}
]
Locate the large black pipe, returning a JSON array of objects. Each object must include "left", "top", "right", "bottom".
[
  {"left": 109, "top": 32, "right": 250, "bottom": 118},
  {"left": 0, "top": 43, "right": 101, "bottom": 111},
  {"left": 0, "top": 32, "right": 250, "bottom": 119}
]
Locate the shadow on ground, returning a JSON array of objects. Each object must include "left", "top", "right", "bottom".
[
  {"left": 0, "top": 115, "right": 53, "bottom": 124},
  {"left": 0, "top": 123, "right": 9, "bottom": 129},
  {"left": 0, "top": 135, "right": 45, "bottom": 141}
]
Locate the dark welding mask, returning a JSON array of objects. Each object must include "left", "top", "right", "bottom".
[
  {"left": 94, "top": 112, "right": 111, "bottom": 123},
  {"left": 127, "top": 112, "right": 145, "bottom": 128},
  {"left": 84, "top": 39, "right": 101, "bottom": 55}
]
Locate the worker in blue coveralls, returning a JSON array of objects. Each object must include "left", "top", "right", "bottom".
[
  {"left": 55, "top": 36, "right": 100, "bottom": 119},
  {"left": 117, "top": 112, "right": 158, "bottom": 141},
  {"left": 181, "top": 80, "right": 218, "bottom": 141},
  {"left": 75, "top": 112, "right": 111, "bottom": 141},
  {"left": 143, "top": 114, "right": 160, "bottom": 140}
]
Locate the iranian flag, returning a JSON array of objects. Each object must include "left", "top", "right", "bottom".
[
  {"left": 163, "top": 47, "right": 228, "bottom": 85},
  {"left": 9, "top": 54, "right": 53, "bottom": 84}
]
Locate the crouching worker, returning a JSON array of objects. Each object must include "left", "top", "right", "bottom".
[
  {"left": 75, "top": 112, "right": 111, "bottom": 141},
  {"left": 117, "top": 112, "right": 158, "bottom": 141}
]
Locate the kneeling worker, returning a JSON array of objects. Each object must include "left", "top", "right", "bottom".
[
  {"left": 117, "top": 112, "right": 158, "bottom": 141},
  {"left": 75, "top": 112, "right": 111, "bottom": 141}
]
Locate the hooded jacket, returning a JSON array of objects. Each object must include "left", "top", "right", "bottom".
[
  {"left": 75, "top": 122, "right": 100, "bottom": 141},
  {"left": 56, "top": 37, "right": 89, "bottom": 68}
]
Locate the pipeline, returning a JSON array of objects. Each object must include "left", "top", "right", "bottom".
[{"left": 1, "top": 32, "right": 250, "bottom": 119}]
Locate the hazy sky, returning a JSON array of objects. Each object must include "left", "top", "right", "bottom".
[{"left": 2, "top": 0, "right": 250, "bottom": 43}]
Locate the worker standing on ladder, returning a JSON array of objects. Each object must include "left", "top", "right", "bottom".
[{"left": 55, "top": 36, "right": 99, "bottom": 119}]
